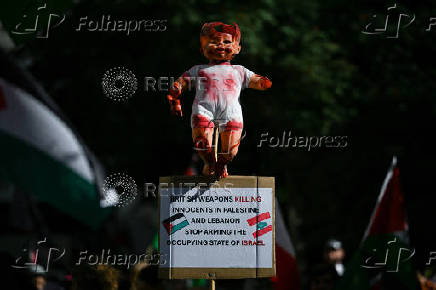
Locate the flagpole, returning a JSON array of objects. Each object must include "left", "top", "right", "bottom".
[
  {"left": 361, "top": 156, "right": 397, "bottom": 243},
  {"left": 214, "top": 126, "right": 219, "bottom": 162}
]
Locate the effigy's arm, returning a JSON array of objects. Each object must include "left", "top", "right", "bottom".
[
  {"left": 248, "top": 74, "right": 272, "bottom": 91},
  {"left": 167, "top": 76, "right": 190, "bottom": 117}
]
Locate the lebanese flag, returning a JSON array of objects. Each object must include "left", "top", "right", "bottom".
[
  {"left": 335, "top": 157, "right": 419, "bottom": 290},
  {"left": 272, "top": 198, "right": 301, "bottom": 290},
  {"left": 0, "top": 77, "right": 110, "bottom": 228}
]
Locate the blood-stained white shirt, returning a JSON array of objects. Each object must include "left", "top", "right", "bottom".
[{"left": 183, "top": 63, "right": 254, "bottom": 129}]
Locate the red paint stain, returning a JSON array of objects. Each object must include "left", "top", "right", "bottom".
[
  {"left": 200, "top": 22, "right": 241, "bottom": 44},
  {"left": 192, "top": 114, "right": 214, "bottom": 128},
  {"left": 194, "top": 135, "right": 212, "bottom": 152},
  {"left": 198, "top": 70, "right": 219, "bottom": 101},
  {"left": 169, "top": 81, "right": 181, "bottom": 97},
  {"left": 216, "top": 155, "right": 229, "bottom": 178},
  {"left": 224, "top": 120, "right": 243, "bottom": 131},
  {"left": 223, "top": 75, "right": 236, "bottom": 93}
]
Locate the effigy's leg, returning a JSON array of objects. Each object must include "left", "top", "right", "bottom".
[
  {"left": 216, "top": 124, "right": 242, "bottom": 178},
  {"left": 192, "top": 127, "right": 215, "bottom": 175}
]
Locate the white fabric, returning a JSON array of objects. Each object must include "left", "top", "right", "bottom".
[{"left": 184, "top": 63, "right": 254, "bottom": 128}]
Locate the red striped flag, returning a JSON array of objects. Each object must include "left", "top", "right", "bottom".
[
  {"left": 247, "top": 212, "right": 271, "bottom": 226},
  {"left": 272, "top": 198, "right": 301, "bottom": 290}
]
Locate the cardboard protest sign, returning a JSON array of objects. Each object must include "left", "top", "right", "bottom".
[{"left": 158, "top": 176, "right": 275, "bottom": 279}]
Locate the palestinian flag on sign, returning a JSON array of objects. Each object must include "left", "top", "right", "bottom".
[
  {"left": 163, "top": 213, "right": 189, "bottom": 235},
  {"left": 0, "top": 72, "right": 110, "bottom": 228},
  {"left": 335, "top": 157, "right": 419, "bottom": 290}
]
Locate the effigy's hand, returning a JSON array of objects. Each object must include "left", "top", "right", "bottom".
[
  {"left": 167, "top": 95, "right": 183, "bottom": 117},
  {"left": 248, "top": 74, "right": 272, "bottom": 90},
  {"left": 258, "top": 75, "right": 272, "bottom": 90}
]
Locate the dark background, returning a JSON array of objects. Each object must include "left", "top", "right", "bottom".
[{"left": 1, "top": 0, "right": 435, "bottom": 288}]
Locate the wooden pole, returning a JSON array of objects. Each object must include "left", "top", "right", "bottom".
[
  {"left": 214, "top": 126, "right": 219, "bottom": 162},
  {"left": 211, "top": 128, "right": 218, "bottom": 289}
]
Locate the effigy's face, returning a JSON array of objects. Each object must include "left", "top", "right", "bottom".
[{"left": 201, "top": 33, "right": 240, "bottom": 61}]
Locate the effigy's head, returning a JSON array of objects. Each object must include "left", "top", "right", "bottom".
[{"left": 200, "top": 22, "right": 241, "bottom": 61}]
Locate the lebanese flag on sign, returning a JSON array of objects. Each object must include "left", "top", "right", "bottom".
[{"left": 271, "top": 198, "right": 301, "bottom": 290}]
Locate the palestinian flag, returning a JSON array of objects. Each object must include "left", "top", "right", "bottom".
[
  {"left": 0, "top": 77, "right": 110, "bottom": 228},
  {"left": 162, "top": 213, "right": 189, "bottom": 235},
  {"left": 271, "top": 198, "right": 301, "bottom": 290},
  {"left": 335, "top": 157, "right": 419, "bottom": 290}
]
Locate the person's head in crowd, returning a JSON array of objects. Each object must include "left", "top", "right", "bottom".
[
  {"left": 28, "top": 264, "right": 47, "bottom": 290},
  {"left": 0, "top": 251, "right": 37, "bottom": 290},
  {"left": 72, "top": 264, "right": 119, "bottom": 290},
  {"left": 131, "top": 262, "right": 161, "bottom": 290},
  {"left": 33, "top": 274, "right": 46, "bottom": 290},
  {"left": 309, "top": 263, "right": 339, "bottom": 290},
  {"left": 323, "top": 239, "right": 345, "bottom": 264}
]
